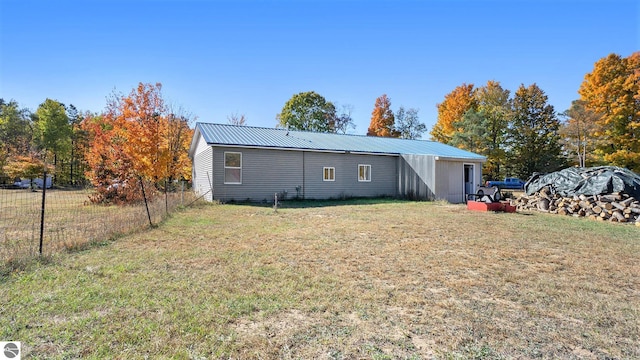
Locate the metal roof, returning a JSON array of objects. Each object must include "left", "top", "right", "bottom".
[{"left": 194, "top": 122, "right": 486, "bottom": 160}]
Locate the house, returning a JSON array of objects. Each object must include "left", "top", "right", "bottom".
[{"left": 189, "top": 123, "right": 486, "bottom": 203}]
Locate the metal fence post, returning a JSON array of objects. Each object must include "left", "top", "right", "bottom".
[{"left": 39, "top": 168, "right": 47, "bottom": 256}]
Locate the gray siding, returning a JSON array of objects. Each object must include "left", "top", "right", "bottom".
[
  {"left": 435, "top": 160, "right": 463, "bottom": 203},
  {"left": 212, "top": 147, "right": 304, "bottom": 202},
  {"left": 194, "top": 143, "right": 483, "bottom": 203},
  {"left": 434, "top": 160, "right": 484, "bottom": 203},
  {"left": 210, "top": 147, "right": 396, "bottom": 201},
  {"left": 302, "top": 152, "right": 397, "bottom": 199},
  {"left": 398, "top": 155, "right": 437, "bottom": 200},
  {"left": 193, "top": 146, "right": 213, "bottom": 201},
  {"left": 399, "top": 155, "right": 484, "bottom": 203}
]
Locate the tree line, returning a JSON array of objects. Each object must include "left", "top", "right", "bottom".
[
  {"left": 3, "top": 52, "right": 635, "bottom": 199},
  {"left": 274, "top": 52, "right": 639, "bottom": 181},
  {"left": 0, "top": 83, "right": 193, "bottom": 204},
  {"left": 431, "top": 51, "right": 639, "bottom": 181},
  {"left": 276, "top": 91, "right": 427, "bottom": 139}
]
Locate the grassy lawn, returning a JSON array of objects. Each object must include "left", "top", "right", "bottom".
[{"left": 1, "top": 199, "right": 639, "bottom": 359}]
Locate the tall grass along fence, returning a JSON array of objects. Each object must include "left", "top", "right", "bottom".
[{"left": 0, "top": 182, "right": 197, "bottom": 272}]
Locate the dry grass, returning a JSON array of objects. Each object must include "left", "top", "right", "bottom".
[
  {"left": 0, "top": 188, "right": 195, "bottom": 270},
  {"left": 1, "top": 199, "right": 638, "bottom": 359}
]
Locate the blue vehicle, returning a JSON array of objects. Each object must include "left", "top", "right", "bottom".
[{"left": 485, "top": 177, "right": 525, "bottom": 189}]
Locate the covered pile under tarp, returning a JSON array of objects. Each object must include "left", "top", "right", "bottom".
[{"left": 525, "top": 166, "right": 640, "bottom": 200}]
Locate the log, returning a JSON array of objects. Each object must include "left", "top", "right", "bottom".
[
  {"left": 513, "top": 189, "right": 640, "bottom": 223},
  {"left": 620, "top": 197, "right": 635, "bottom": 207},
  {"left": 611, "top": 202, "right": 626, "bottom": 211},
  {"left": 599, "top": 202, "right": 613, "bottom": 210},
  {"left": 600, "top": 193, "right": 623, "bottom": 202},
  {"left": 612, "top": 211, "right": 626, "bottom": 222}
]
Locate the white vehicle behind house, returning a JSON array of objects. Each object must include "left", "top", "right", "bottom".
[{"left": 14, "top": 176, "right": 52, "bottom": 189}]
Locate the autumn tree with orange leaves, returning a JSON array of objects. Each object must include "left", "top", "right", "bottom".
[
  {"left": 578, "top": 52, "right": 640, "bottom": 172},
  {"left": 431, "top": 83, "right": 477, "bottom": 144},
  {"left": 83, "top": 83, "right": 193, "bottom": 204},
  {"left": 367, "top": 94, "right": 397, "bottom": 137}
]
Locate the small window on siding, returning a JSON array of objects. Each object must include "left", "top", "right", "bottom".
[
  {"left": 323, "top": 167, "right": 335, "bottom": 182},
  {"left": 358, "top": 164, "right": 371, "bottom": 182},
  {"left": 224, "top": 152, "right": 242, "bottom": 184}
]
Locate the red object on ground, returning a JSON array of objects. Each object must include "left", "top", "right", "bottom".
[{"left": 467, "top": 200, "right": 516, "bottom": 213}]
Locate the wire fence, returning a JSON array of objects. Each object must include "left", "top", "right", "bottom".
[{"left": 0, "top": 182, "right": 198, "bottom": 271}]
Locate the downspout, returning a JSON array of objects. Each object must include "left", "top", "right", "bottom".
[{"left": 302, "top": 151, "right": 306, "bottom": 199}]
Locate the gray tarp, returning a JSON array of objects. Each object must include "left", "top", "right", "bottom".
[{"left": 525, "top": 166, "right": 640, "bottom": 199}]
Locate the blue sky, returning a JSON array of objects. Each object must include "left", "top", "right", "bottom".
[{"left": 1, "top": 0, "right": 638, "bottom": 136}]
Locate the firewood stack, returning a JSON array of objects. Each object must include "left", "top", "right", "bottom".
[{"left": 512, "top": 186, "right": 640, "bottom": 225}]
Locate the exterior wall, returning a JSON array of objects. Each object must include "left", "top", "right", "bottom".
[
  {"left": 192, "top": 140, "right": 483, "bottom": 203},
  {"left": 434, "top": 160, "right": 484, "bottom": 203},
  {"left": 192, "top": 146, "right": 213, "bottom": 201},
  {"left": 302, "top": 152, "right": 397, "bottom": 199},
  {"left": 398, "top": 154, "right": 437, "bottom": 200},
  {"left": 212, "top": 147, "right": 304, "bottom": 202},
  {"left": 192, "top": 133, "right": 210, "bottom": 158},
  {"left": 209, "top": 147, "right": 397, "bottom": 201}
]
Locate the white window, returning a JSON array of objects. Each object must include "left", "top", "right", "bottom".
[
  {"left": 323, "top": 167, "right": 335, "bottom": 181},
  {"left": 358, "top": 164, "right": 371, "bottom": 182},
  {"left": 224, "top": 152, "right": 242, "bottom": 184}
]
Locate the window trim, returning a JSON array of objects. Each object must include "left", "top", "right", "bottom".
[
  {"left": 323, "top": 167, "right": 335, "bottom": 182},
  {"left": 358, "top": 164, "right": 371, "bottom": 182},
  {"left": 224, "top": 151, "right": 242, "bottom": 184}
]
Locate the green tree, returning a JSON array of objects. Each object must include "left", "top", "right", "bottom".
[
  {"left": 277, "top": 91, "right": 337, "bottom": 132},
  {"left": 508, "top": 84, "right": 566, "bottom": 179},
  {"left": 367, "top": 94, "right": 397, "bottom": 137},
  {"left": 476, "top": 81, "right": 511, "bottom": 180},
  {"left": 449, "top": 81, "right": 511, "bottom": 180},
  {"left": 34, "top": 99, "right": 72, "bottom": 159},
  {"left": 578, "top": 52, "right": 640, "bottom": 171},
  {"left": 395, "top": 107, "right": 425, "bottom": 139},
  {"left": 450, "top": 110, "right": 489, "bottom": 154}
]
